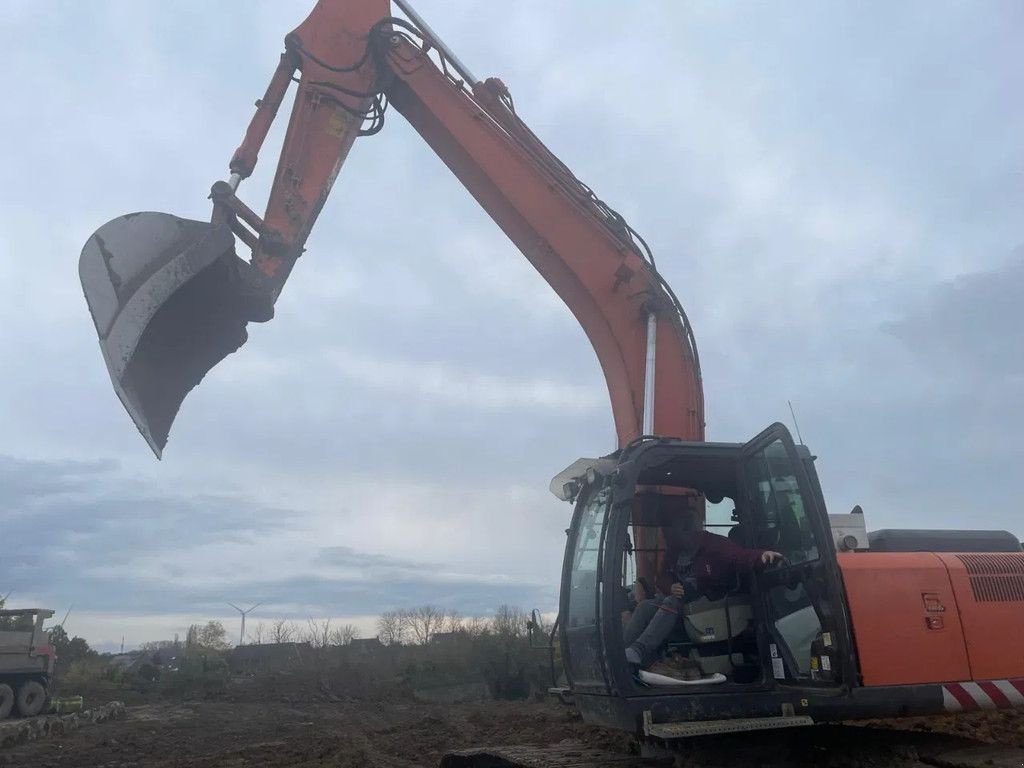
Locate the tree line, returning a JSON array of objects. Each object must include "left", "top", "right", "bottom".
[
  {"left": 138, "top": 618, "right": 360, "bottom": 651},
  {"left": 1, "top": 591, "right": 544, "bottom": 653},
  {"left": 375, "top": 604, "right": 538, "bottom": 646},
  {"left": 149, "top": 604, "right": 542, "bottom": 650}
]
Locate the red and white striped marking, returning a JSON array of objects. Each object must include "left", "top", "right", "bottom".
[{"left": 943, "top": 679, "right": 1024, "bottom": 712}]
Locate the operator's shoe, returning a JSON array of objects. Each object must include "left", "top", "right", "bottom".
[{"left": 647, "top": 654, "right": 703, "bottom": 682}]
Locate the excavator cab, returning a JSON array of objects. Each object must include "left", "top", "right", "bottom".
[
  {"left": 79, "top": 213, "right": 260, "bottom": 456},
  {"left": 557, "top": 424, "right": 856, "bottom": 735}
]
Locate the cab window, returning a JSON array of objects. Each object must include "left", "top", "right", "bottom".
[{"left": 745, "top": 438, "right": 819, "bottom": 565}]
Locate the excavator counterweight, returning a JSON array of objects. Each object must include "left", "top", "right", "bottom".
[{"left": 79, "top": 212, "right": 253, "bottom": 456}]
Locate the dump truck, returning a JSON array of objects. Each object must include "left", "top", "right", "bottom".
[{"left": 0, "top": 609, "right": 55, "bottom": 718}]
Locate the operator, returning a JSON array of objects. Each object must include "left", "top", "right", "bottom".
[{"left": 624, "top": 513, "right": 783, "bottom": 668}]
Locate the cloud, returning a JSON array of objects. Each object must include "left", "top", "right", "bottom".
[
  {"left": 887, "top": 250, "right": 1024, "bottom": 376},
  {"left": 0, "top": 455, "right": 116, "bottom": 505},
  {"left": 322, "top": 349, "right": 604, "bottom": 412},
  {"left": 2, "top": 455, "right": 558, "bottom": 648},
  {"left": 753, "top": 253, "right": 1024, "bottom": 535},
  {"left": 0, "top": 455, "right": 296, "bottom": 589}
]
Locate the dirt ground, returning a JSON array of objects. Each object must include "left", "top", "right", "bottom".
[
  {"left": 0, "top": 696, "right": 624, "bottom": 768},
  {"left": 2, "top": 692, "right": 1023, "bottom": 768}
]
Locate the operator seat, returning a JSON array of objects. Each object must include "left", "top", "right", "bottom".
[
  {"left": 682, "top": 595, "right": 753, "bottom": 643},
  {"left": 663, "top": 575, "right": 758, "bottom": 680},
  {"left": 680, "top": 594, "right": 754, "bottom": 672}
]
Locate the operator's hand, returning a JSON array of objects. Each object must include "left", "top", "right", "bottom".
[
  {"left": 670, "top": 582, "right": 686, "bottom": 598},
  {"left": 761, "top": 551, "right": 784, "bottom": 565},
  {"left": 633, "top": 580, "right": 649, "bottom": 602}
]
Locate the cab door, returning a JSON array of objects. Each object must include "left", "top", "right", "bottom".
[
  {"left": 740, "top": 424, "right": 853, "bottom": 688},
  {"left": 559, "top": 482, "right": 613, "bottom": 694}
]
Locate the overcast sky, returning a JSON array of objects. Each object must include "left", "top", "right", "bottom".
[{"left": 2, "top": 1, "right": 1021, "bottom": 651}]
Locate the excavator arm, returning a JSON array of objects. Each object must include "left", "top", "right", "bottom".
[{"left": 79, "top": 0, "right": 703, "bottom": 456}]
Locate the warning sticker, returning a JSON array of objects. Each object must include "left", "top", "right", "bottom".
[
  {"left": 770, "top": 643, "right": 779, "bottom": 658},
  {"left": 772, "top": 657, "right": 785, "bottom": 679},
  {"left": 822, "top": 632, "right": 832, "bottom": 648},
  {"left": 821, "top": 655, "right": 832, "bottom": 672},
  {"left": 810, "top": 657, "right": 819, "bottom": 671}
]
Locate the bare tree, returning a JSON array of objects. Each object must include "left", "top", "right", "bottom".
[
  {"left": 330, "top": 624, "right": 358, "bottom": 646},
  {"left": 406, "top": 605, "right": 444, "bottom": 645},
  {"left": 270, "top": 619, "right": 297, "bottom": 644},
  {"left": 376, "top": 611, "right": 405, "bottom": 645},
  {"left": 492, "top": 605, "right": 528, "bottom": 641},
  {"left": 249, "top": 621, "right": 266, "bottom": 645},
  {"left": 398, "top": 610, "right": 413, "bottom": 640},
  {"left": 305, "top": 618, "right": 333, "bottom": 649},
  {"left": 444, "top": 610, "right": 463, "bottom": 634},
  {"left": 465, "top": 616, "right": 491, "bottom": 638}
]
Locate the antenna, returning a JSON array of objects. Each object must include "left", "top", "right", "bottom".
[
  {"left": 227, "top": 602, "right": 262, "bottom": 646},
  {"left": 787, "top": 400, "right": 805, "bottom": 445},
  {"left": 59, "top": 604, "right": 75, "bottom": 628}
]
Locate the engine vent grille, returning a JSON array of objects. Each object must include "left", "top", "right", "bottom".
[
  {"left": 956, "top": 554, "right": 1024, "bottom": 602},
  {"left": 957, "top": 554, "right": 1024, "bottom": 575}
]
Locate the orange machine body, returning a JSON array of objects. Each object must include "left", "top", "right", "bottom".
[{"left": 838, "top": 552, "right": 1024, "bottom": 687}]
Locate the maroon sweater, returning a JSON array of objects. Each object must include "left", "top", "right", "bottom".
[{"left": 655, "top": 531, "right": 765, "bottom": 600}]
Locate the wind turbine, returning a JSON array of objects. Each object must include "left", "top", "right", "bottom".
[{"left": 227, "top": 602, "right": 262, "bottom": 646}]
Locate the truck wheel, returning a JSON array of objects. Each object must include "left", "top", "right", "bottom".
[
  {"left": 16, "top": 680, "right": 46, "bottom": 717},
  {"left": 0, "top": 684, "right": 14, "bottom": 719}
]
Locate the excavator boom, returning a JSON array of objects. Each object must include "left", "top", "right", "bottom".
[{"left": 79, "top": 0, "right": 702, "bottom": 457}]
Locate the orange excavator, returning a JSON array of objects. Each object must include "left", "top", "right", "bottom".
[{"left": 80, "top": 0, "right": 1024, "bottom": 749}]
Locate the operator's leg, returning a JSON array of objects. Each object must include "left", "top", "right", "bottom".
[
  {"left": 626, "top": 596, "right": 684, "bottom": 667},
  {"left": 623, "top": 597, "right": 663, "bottom": 647}
]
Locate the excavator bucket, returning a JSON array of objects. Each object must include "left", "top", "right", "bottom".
[{"left": 79, "top": 212, "right": 254, "bottom": 457}]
